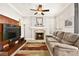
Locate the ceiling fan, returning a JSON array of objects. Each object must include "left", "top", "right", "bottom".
[{"left": 30, "top": 4, "right": 49, "bottom": 15}]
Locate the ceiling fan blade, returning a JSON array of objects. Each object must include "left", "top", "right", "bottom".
[
  {"left": 30, "top": 9, "right": 36, "bottom": 11},
  {"left": 41, "top": 13, "right": 44, "bottom": 15},
  {"left": 42, "top": 9, "right": 49, "bottom": 12},
  {"left": 34, "top": 12, "right": 38, "bottom": 15}
]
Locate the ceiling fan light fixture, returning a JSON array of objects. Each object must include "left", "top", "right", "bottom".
[{"left": 30, "top": 4, "right": 49, "bottom": 15}]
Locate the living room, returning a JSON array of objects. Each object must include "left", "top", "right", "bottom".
[{"left": 0, "top": 3, "right": 79, "bottom": 56}]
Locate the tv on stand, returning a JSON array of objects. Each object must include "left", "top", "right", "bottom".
[{"left": 0, "top": 15, "right": 26, "bottom": 56}]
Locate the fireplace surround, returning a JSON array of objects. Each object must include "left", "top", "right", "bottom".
[
  {"left": 31, "top": 27, "right": 46, "bottom": 40},
  {"left": 35, "top": 30, "right": 45, "bottom": 40}
]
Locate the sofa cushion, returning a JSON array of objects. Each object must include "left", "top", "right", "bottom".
[
  {"left": 53, "top": 46, "right": 78, "bottom": 56},
  {"left": 62, "top": 32, "right": 71, "bottom": 42},
  {"left": 61, "top": 39, "right": 74, "bottom": 45},
  {"left": 54, "top": 37, "right": 62, "bottom": 42},
  {"left": 62, "top": 33, "right": 79, "bottom": 45},
  {"left": 49, "top": 42, "right": 60, "bottom": 48},
  {"left": 74, "top": 38, "right": 79, "bottom": 48},
  {"left": 53, "top": 31, "right": 58, "bottom": 36},
  {"left": 49, "top": 42, "right": 78, "bottom": 50},
  {"left": 68, "top": 34, "right": 79, "bottom": 43},
  {"left": 57, "top": 31, "right": 64, "bottom": 39},
  {"left": 47, "top": 37, "right": 57, "bottom": 42},
  {"left": 55, "top": 43, "right": 78, "bottom": 50}
]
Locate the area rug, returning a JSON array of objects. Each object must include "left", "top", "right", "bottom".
[{"left": 14, "top": 42, "right": 50, "bottom": 56}]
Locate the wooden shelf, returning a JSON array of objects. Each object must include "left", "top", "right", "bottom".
[
  {"left": 0, "top": 39, "right": 26, "bottom": 56},
  {"left": 0, "top": 14, "right": 19, "bottom": 26}
]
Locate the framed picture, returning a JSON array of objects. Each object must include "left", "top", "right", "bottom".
[
  {"left": 65, "top": 16, "right": 74, "bottom": 27},
  {"left": 35, "top": 17, "right": 43, "bottom": 26}
]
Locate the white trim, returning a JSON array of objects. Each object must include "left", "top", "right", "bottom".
[{"left": 25, "top": 38, "right": 34, "bottom": 40}]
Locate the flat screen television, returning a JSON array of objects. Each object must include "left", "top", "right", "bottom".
[
  {"left": 8, "top": 32, "right": 17, "bottom": 40},
  {"left": 3, "top": 24, "right": 21, "bottom": 41}
]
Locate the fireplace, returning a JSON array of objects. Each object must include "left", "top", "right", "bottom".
[
  {"left": 35, "top": 32, "right": 44, "bottom": 40},
  {"left": 31, "top": 27, "right": 47, "bottom": 40},
  {"left": 34, "top": 29, "right": 45, "bottom": 40}
]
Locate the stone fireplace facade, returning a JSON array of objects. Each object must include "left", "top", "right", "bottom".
[
  {"left": 35, "top": 30, "right": 45, "bottom": 40},
  {"left": 31, "top": 27, "right": 46, "bottom": 40}
]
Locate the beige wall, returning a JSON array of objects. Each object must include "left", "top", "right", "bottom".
[
  {"left": 55, "top": 4, "right": 74, "bottom": 33},
  {"left": 21, "top": 16, "right": 55, "bottom": 40}
]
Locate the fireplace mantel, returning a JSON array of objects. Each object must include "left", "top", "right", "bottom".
[{"left": 31, "top": 27, "right": 47, "bottom": 30}]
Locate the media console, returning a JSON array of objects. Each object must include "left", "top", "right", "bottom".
[
  {"left": 0, "top": 14, "right": 26, "bottom": 56},
  {"left": 0, "top": 38, "right": 26, "bottom": 56}
]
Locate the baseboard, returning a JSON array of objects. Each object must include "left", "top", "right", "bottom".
[
  {"left": 25, "top": 38, "right": 33, "bottom": 40},
  {"left": 25, "top": 38, "right": 45, "bottom": 42}
]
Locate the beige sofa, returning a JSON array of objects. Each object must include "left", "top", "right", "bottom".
[{"left": 46, "top": 31, "right": 79, "bottom": 56}]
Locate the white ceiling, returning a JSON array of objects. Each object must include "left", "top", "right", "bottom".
[{"left": 8, "top": 3, "right": 71, "bottom": 17}]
